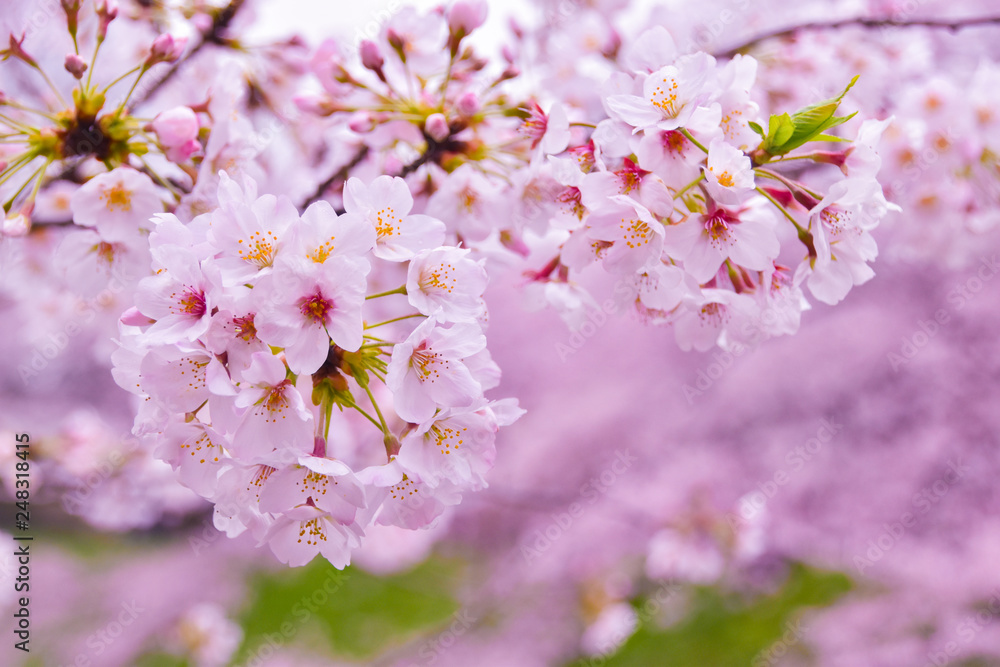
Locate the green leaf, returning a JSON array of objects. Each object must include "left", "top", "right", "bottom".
[
  {"left": 234, "top": 556, "right": 462, "bottom": 662},
  {"left": 766, "top": 112, "right": 795, "bottom": 147},
  {"left": 813, "top": 133, "right": 852, "bottom": 143},
  {"left": 758, "top": 76, "right": 860, "bottom": 159},
  {"left": 748, "top": 121, "right": 765, "bottom": 138},
  {"left": 568, "top": 563, "right": 852, "bottom": 667}
]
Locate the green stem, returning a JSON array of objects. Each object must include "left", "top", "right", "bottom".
[
  {"left": 86, "top": 37, "right": 104, "bottom": 91},
  {"left": 679, "top": 128, "right": 708, "bottom": 153},
  {"left": 366, "top": 285, "right": 408, "bottom": 300},
  {"left": 756, "top": 187, "right": 806, "bottom": 233},
  {"left": 113, "top": 66, "right": 150, "bottom": 117},
  {"left": 364, "top": 313, "right": 423, "bottom": 329},
  {"left": 343, "top": 398, "right": 383, "bottom": 432},
  {"left": 675, "top": 173, "right": 705, "bottom": 199},
  {"left": 4, "top": 160, "right": 47, "bottom": 210},
  {"left": 755, "top": 168, "right": 822, "bottom": 200},
  {"left": 361, "top": 384, "right": 390, "bottom": 436},
  {"left": 31, "top": 65, "right": 68, "bottom": 108}
]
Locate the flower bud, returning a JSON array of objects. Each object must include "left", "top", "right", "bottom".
[
  {"left": 448, "top": 0, "right": 487, "bottom": 36},
  {"left": 146, "top": 34, "right": 187, "bottom": 66},
  {"left": 64, "top": 53, "right": 88, "bottom": 79},
  {"left": 456, "top": 92, "right": 480, "bottom": 116},
  {"left": 61, "top": 0, "right": 81, "bottom": 39},
  {"left": 120, "top": 306, "right": 155, "bottom": 327},
  {"left": 348, "top": 111, "right": 375, "bottom": 133},
  {"left": 95, "top": 0, "right": 119, "bottom": 42},
  {"left": 294, "top": 93, "right": 336, "bottom": 116},
  {"left": 2, "top": 205, "right": 32, "bottom": 237},
  {"left": 152, "top": 106, "right": 199, "bottom": 147},
  {"left": 425, "top": 113, "right": 450, "bottom": 142},
  {"left": 359, "top": 40, "right": 384, "bottom": 72}
]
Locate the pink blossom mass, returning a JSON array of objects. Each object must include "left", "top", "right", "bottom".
[{"left": 1, "top": 0, "right": 1000, "bottom": 665}]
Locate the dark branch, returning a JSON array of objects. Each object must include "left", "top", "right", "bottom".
[
  {"left": 715, "top": 15, "right": 1000, "bottom": 59},
  {"left": 300, "top": 145, "right": 370, "bottom": 209}
]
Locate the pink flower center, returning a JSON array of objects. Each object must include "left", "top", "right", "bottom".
[
  {"left": 298, "top": 291, "right": 335, "bottom": 324},
  {"left": 172, "top": 287, "right": 206, "bottom": 317}
]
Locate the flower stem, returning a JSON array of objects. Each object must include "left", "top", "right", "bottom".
[
  {"left": 364, "top": 312, "right": 423, "bottom": 329},
  {"left": 680, "top": 128, "right": 708, "bottom": 153},
  {"left": 675, "top": 172, "right": 705, "bottom": 198},
  {"left": 366, "top": 285, "right": 408, "bottom": 300}
]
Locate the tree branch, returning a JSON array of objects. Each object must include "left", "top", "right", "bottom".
[
  {"left": 300, "top": 145, "right": 370, "bottom": 209},
  {"left": 716, "top": 15, "right": 1000, "bottom": 58}
]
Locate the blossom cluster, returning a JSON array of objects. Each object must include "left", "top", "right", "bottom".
[
  {"left": 517, "top": 27, "right": 898, "bottom": 352},
  {"left": 108, "top": 169, "right": 521, "bottom": 567}
]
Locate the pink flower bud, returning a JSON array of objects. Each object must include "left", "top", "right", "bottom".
[
  {"left": 293, "top": 94, "right": 335, "bottom": 116},
  {"left": 152, "top": 107, "right": 199, "bottom": 147},
  {"left": 457, "top": 92, "right": 480, "bottom": 116},
  {"left": 61, "top": 0, "right": 81, "bottom": 37},
  {"left": 64, "top": 53, "right": 88, "bottom": 79},
  {"left": 359, "top": 40, "right": 384, "bottom": 72},
  {"left": 387, "top": 28, "right": 406, "bottom": 52},
  {"left": 348, "top": 111, "right": 375, "bottom": 133},
  {"left": 2, "top": 205, "right": 31, "bottom": 237},
  {"left": 95, "top": 0, "right": 118, "bottom": 41},
  {"left": 120, "top": 306, "right": 155, "bottom": 327},
  {"left": 425, "top": 113, "right": 450, "bottom": 142},
  {"left": 448, "top": 0, "right": 487, "bottom": 36},
  {"left": 147, "top": 34, "right": 187, "bottom": 66}
]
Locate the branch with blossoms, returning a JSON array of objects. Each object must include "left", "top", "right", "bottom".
[{"left": 0, "top": 0, "right": 902, "bottom": 570}]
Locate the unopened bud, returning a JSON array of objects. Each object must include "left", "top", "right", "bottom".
[
  {"left": 456, "top": 92, "right": 480, "bottom": 116},
  {"left": 448, "top": 0, "right": 487, "bottom": 36},
  {"left": 120, "top": 306, "right": 155, "bottom": 327},
  {"left": 2, "top": 204, "right": 32, "bottom": 237},
  {"left": 359, "top": 40, "right": 384, "bottom": 72},
  {"left": 61, "top": 0, "right": 81, "bottom": 39},
  {"left": 387, "top": 28, "right": 406, "bottom": 61},
  {"left": 146, "top": 33, "right": 187, "bottom": 66},
  {"left": 95, "top": 0, "right": 119, "bottom": 41},
  {"left": 348, "top": 111, "right": 375, "bottom": 133},
  {"left": 64, "top": 53, "right": 88, "bottom": 79},
  {"left": 293, "top": 94, "right": 336, "bottom": 116},
  {"left": 425, "top": 113, "right": 450, "bottom": 142}
]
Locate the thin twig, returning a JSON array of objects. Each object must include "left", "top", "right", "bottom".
[
  {"left": 300, "top": 145, "right": 370, "bottom": 209},
  {"left": 716, "top": 15, "right": 1000, "bottom": 58}
]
